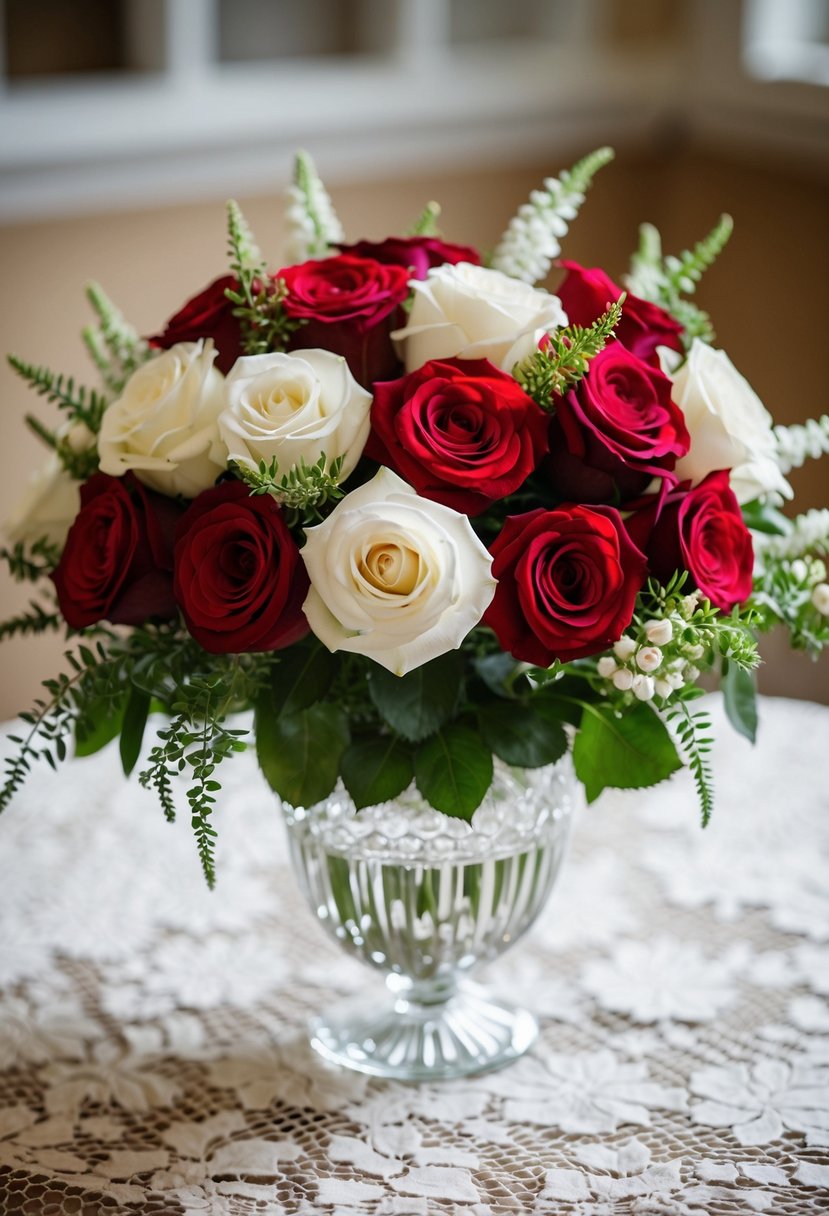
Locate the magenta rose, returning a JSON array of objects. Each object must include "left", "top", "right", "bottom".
[
  {"left": 52, "top": 472, "right": 181, "bottom": 629},
  {"left": 340, "top": 236, "right": 481, "bottom": 280},
  {"left": 149, "top": 276, "right": 244, "bottom": 375},
  {"left": 630, "top": 470, "right": 754, "bottom": 613},
  {"left": 556, "top": 260, "right": 684, "bottom": 363},
  {"left": 174, "top": 481, "right": 309, "bottom": 654},
  {"left": 547, "top": 344, "right": 690, "bottom": 503},
  {"left": 483, "top": 505, "right": 647, "bottom": 666},
  {"left": 280, "top": 254, "right": 410, "bottom": 387},
  {"left": 366, "top": 358, "right": 549, "bottom": 515}
]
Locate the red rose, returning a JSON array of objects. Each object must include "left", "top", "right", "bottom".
[
  {"left": 483, "top": 505, "right": 647, "bottom": 665},
  {"left": 52, "top": 473, "right": 181, "bottom": 629},
  {"left": 340, "top": 236, "right": 480, "bottom": 280},
  {"left": 557, "top": 261, "right": 684, "bottom": 363},
  {"left": 174, "top": 481, "right": 309, "bottom": 654},
  {"left": 149, "top": 276, "right": 243, "bottom": 375},
  {"left": 366, "top": 358, "right": 549, "bottom": 515},
  {"left": 631, "top": 471, "right": 754, "bottom": 613},
  {"left": 280, "top": 254, "right": 410, "bottom": 387},
  {"left": 547, "top": 344, "right": 690, "bottom": 503}
]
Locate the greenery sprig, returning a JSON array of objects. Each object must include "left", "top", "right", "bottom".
[
  {"left": 225, "top": 200, "right": 302, "bottom": 356},
  {"left": 8, "top": 356, "right": 107, "bottom": 434},
  {"left": 626, "top": 214, "right": 733, "bottom": 346},
  {"left": 512, "top": 297, "right": 624, "bottom": 407},
  {"left": 407, "top": 201, "right": 442, "bottom": 237},
  {"left": 229, "top": 455, "right": 345, "bottom": 526},
  {"left": 286, "top": 149, "right": 345, "bottom": 260},
  {"left": 82, "top": 282, "right": 151, "bottom": 395},
  {"left": 1, "top": 537, "right": 61, "bottom": 583}
]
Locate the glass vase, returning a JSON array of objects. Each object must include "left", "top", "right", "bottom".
[{"left": 281, "top": 756, "right": 579, "bottom": 1081}]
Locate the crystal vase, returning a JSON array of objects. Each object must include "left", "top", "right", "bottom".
[{"left": 281, "top": 756, "right": 579, "bottom": 1081}]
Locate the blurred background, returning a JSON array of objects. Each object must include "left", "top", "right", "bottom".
[{"left": 0, "top": 0, "right": 827, "bottom": 716}]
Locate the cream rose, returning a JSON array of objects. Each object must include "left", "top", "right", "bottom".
[
  {"left": 98, "top": 341, "right": 227, "bottom": 498},
  {"left": 392, "top": 262, "right": 568, "bottom": 373},
  {"left": 301, "top": 467, "right": 496, "bottom": 676},
  {"left": 671, "top": 340, "right": 791, "bottom": 504},
  {"left": 219, "top": 349, "right": 371, "bottom": 481},
  {"left": 4, "top": 452, "right": 80, "bottom": 550}
]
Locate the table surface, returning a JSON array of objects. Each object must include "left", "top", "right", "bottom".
[{"left": 1, "top": 694, "right": 828, "bottom": 1215}]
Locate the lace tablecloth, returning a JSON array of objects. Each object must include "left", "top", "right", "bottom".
[{"left": 1, "top": 694, "right": 828, "bottom": 1215}]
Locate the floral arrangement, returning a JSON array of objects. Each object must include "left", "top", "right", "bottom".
[{"left": 2, "top": 149, "right": 828, "bottom": 887}]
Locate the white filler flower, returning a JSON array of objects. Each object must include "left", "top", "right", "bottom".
[
  {"left": 219, "top": 350, "right": 371, "bottom": 482},
  {"left": 301, "top": 467, "right": 496, "bottom": 676},
  {"left": 392, "top": 262, "right": 567, "bottom": 373},
  {"left": 671, "top": 339, "right": 792, "bottom": 504},
  {"left": 98, "top": 341, "right": 227, "bottom": 498}
]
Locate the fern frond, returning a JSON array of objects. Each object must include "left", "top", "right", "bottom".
[
  {"left": 0, "top": 601, "right": 61, "bottom": 643},
  {"left": 9, "top": 356, "right": 107, "bottom": 433},
  {"left": 667, "top": 703, "right": 714, "bottom": 826},
  {"left": 512, "top": 297, "right": 624, "bottom": 407},
  {"left": 225, "top": 200, "right": 301, "bottom": 356}
]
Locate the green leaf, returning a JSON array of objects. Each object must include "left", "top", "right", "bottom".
[
  {"left": 478, "top": 702, "right": 568, "bottom": 768},
  {"left": 119, "top": 684, "right": 151, "bottom": 776},
  {"left": 722, "top": 661, "right": 758, "bottom": 744},
  {"left": 368, "top": 652, "right": 464, "bottom": 742},
  {"left": 255, "top": 702, "right": 349, "bottom": 807},
  {"left": 266, "top": 642, "right": 338, "bottom": 717},
  {"left": 340, "top": 735, "right": 413, "bottom": 810},
  {"left": 473, "top": 653, "right": 529, "bottom": 699},
  {"left": 414, "top": 724, "right": 493, "bottom": 820},
  {"left": 74, "top": 694, "right": 125, "bottom": 758},
  {"left": 741, "top": 499, "right": 792, "bottom": 537},
  {"left": 572, "top": 702, "right": 682, "bottom": 803}
]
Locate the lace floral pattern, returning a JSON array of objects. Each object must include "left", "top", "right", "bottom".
[{"left": 1, "top": 695, "right": 828, "bottom": 1213}]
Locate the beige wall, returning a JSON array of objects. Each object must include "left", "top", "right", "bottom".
[{"left": 1, "top": 144, "right": 827, "bottom": 717}]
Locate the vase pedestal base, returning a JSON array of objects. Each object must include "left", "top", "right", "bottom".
[{"left": 309, "top": 978, "right": 538, "bottom": 1081}]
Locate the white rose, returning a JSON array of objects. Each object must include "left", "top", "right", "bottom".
[
  {"left": 301, "top": 466, "right": 496, "bottom": 676},
  {"left": 392, "top": 262, "right": 567, "bottom": 373},
  {"left": 219, "top": 349, "right": 371, "bottom": 481},
  {"left": 4, "top": 452, "right": 80, "bottom": 550},
  {"left": 98, "top": 341, "right": 227, "bottom": 498},
  {"left": 670, "top": 339, "right": 791, "bottom": 504}
]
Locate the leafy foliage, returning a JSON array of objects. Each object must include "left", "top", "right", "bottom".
[
  {"left": 572, "top": 700, "right": 682, "bottom": 803},
  {"left": 368, "top": 652, "right": 464, "bottom": 742},
  {"left": 414, "top": 723, "right": 493, "bottom": 820},
  {"left": 8, "top": 356, "right": 107, "bottom": 435},
  {"left": 512, "top": 297, "right": 624, "bottom": 406},
  {"left": 229, "top": 453, "right": 345, "bottom": 526},
  {"left": 407, "top": 201, "right": 441, "bottom": 237},
  {"left": 1, "top": 537, "right": 61, "bottom": 584},
  {"left": 0, "top": 599, "right": 61, "bottom": 643},
  {"left": 225, "top": 200, "right": 302, "bottom": 356},
  {"left": 626, "top": 214, "right": 733, "bottom": 346},
  {"left": 666, "top": 700, "right": 715, "bottom": 827}
]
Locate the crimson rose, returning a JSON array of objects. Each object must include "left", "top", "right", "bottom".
[
  {"left": 51, "top": 472, "right": 181, "bottom": 629},
  {"left": 556, "top": 261, "right": 684, "bottom": 363},
  {"left": 630, "top": 470, "right": 753, "bottom": 613},
  {"left": 340, "top": 236, "right": 480, "bottom": 280},
  {"left": 366, "top": 358, "right": 549, "bottom": 515},
  {"left": 174, "top": 481, "right": 309, "bottom": 654},
  {"left": 547, "top": 344, "right": 690, "bottom": 503},
  {"left": 149, "top": 276, "right": 243, "bottom": 375},
  {"left": 281, "top": 254, "right": 410, "bottom": 386},
  {"left": 484, "top": 505, "right": 647, "bottom": 665}
]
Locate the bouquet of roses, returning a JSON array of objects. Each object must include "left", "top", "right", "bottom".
[{"left": 3, "top": 149, "right": 828, "bottom": 886}]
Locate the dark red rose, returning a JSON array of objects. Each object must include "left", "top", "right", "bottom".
[
  {"left": 340, "top": 236, "right": 480, "bottom": 280},
  {"left": 52, "top": 473, "right": 181, "bottom": 629},
  {"left": 366, "top": 358, "right": 549, "bottom": 515},
  {"left": 149, "top": 276, "right": 243, "bottom": 375},
  {"left": 630, "top": 471, "right": 753, "bottom": 613},
  {"left": 547, "top": 344, "right": 690, "bottom": 503},
  {"left": 280, "top": 254, "right": 410, "bottom": 387},
  {"left": 483, "top": 505, "right": 647, "bottom": 665},
  {"left": 174, "top": 481, "right": 309, "bottom": 654},
  {"left": 557, "top": 261, "right": 684, "bottom": 363}
]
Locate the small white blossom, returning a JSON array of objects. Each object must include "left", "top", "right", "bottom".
[
  {"left": 665, "top": 671, "right": 685, "bottom": 690},
  {"left": 685, "top": 643, "right": 705, "bottom": 660},
  {"left": 654, "top": 678, "right": 673, "bottom": 699},
  {"left": 613, "top": 636, "right": 637, "bottom": 661},
  {"left": 597, "top": 656, "right": 618, "bottom": 678},
  {"left": 812, "top": 583, "right": 829, "bottom": 616},
  {"left": 636, "top": 646, "right": 662, "bottom": 673},
  {"left": 681, "top": 593, "right": 700, "bottom": 617},
  {"left": 612, "top": 668, "right": 634, "bottom": 691},
  {"left": 632, "top": 674, "right": 655, "bottom": 702},
  {"left": 644, "top": 618, "right": 673, "bottom": 646},
  {"left": 686, "top": 665, "right": 700, "bottom": 682}
]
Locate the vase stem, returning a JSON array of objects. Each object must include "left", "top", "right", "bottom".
[{"left": 388, "top": 973, "right": 456, "bottom": 1010}]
